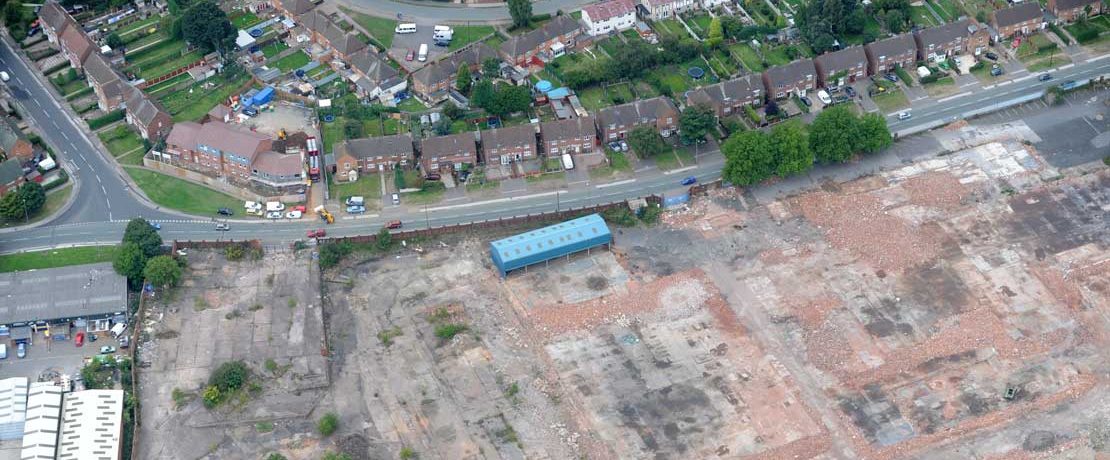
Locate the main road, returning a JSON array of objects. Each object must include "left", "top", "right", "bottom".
[{"left": 1, "top": 33, "right": 1108, "bottom": 254}]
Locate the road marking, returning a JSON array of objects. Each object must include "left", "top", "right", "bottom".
[
  {"left": 998, "top": 80, "right": 1013, "bottom": 86},
  {"left": 597, "top": 179, "right": 635, "bottom": 189},
  {"left": 424, "top": 190, "right": 567, "bottom": 212},
  {"left": 1058, "top": 63, "right": 1074, "bottom": 70},
  {"left": 95, "top": 174, "right": 102, "bottom": 184},
  {"left": 1013, "top": 75, "right": 1033, "bottom": 83},
  {"left": 339, "top": 214, "right": 380, "bottom": 220},
  {"left": 100, "top": 185, "right": 107, "bottom": 195},
  {"left": 14, "top": 76, "right": 23, "bottom": 85},
  {"left": 33, "top": 99, "right": 42, "bottom": 108},
  {"left": 662, "top": 166, "right": 696, "bottom": 175},
  {"left": 61, "top": 131, "right": 70, "bottom": 141},
  {"left": 938, "top": 92, "right": 972, "bottom": 103},
  {"left": 1087, "top": 54, "right": 1110, "bottom": 63}
]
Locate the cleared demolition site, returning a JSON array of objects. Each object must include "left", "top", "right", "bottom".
[{"left": 134, "top": 120, "right": 1109, "bottom": 459}]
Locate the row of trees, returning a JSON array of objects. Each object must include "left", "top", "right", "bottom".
[
  {"left": 470, "top": 79, "right": 532, "bottom": 117},
  {"left": 558, "top": 36, "right": 701, "bottom": 90},
  {"left": 722, "top": 106, "right": 891, "bottom": 185},
  {"left": 112, "top": 218, "right": 182, "bottom": 290}
]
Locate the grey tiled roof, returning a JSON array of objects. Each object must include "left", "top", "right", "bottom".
[
  {"left": 764, "top": 59, "right": 816, "bottom": 86},
  {"left": 336, "top": 134, "right": 414, "bottom": 159},
  {"left": 814, "top": 46, "right": 866, "bottom": 74},
  {"left": 865, "top": 33, "right": 916, "bottom": 60},
  {"left": 994, "top": 3, "right": 1042, "bottom": 26},
  {"left": 686, "top": 75, "right": 762, "bottom": 107},
  {"left": 500, "top": 15, "right": 580, "bottom": 57},
  {"left": 596, "top": 97, "right": 679, "bottom": 128}
]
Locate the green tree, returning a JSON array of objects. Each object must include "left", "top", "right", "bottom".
[
  {"left": 106, "top": 32, "right": 124, "bottom": 49},
  {"left": 626, "top": 126, "right": 668, "bottom": 158},
  {"left": 375, "top": 227, "right": 392, "bottom": 251},
  {"left": 855, "top": 113, "right": 893, "bottom": 154},
  {"left": 489, "top": 84, "right": 531, "bottom": 116},
  {"left": 3, "top": 2, "right": 23, "bottom": 29},
  {"left": 455, "top": 63, "right": 471, "bottom": 94},
  {"left": 113, "top": 242, "right": 148, "bottom": 288},
  {"left": 143, "top": 255, "right": 182, "bottom": 289},
  {"left": 0, "top": 192, "right": 22, "bottom": 220},
  {"left": 770, "top": 121, "right": 813, "bottom": 177},
  {"left": 679, "top": 104, "right": 716, "bottom": 144},
  {"left": 482, "top": 57, "right": 501, "bottom": 75},
  {"left": 318, "top": 242, "right": 352, "bottom": 269},
  {"left": 442, "top": 102, "right": 464, "bottom": 121},
  {"left": 180, "top": 1, "right": 236, "bottom": 54},
  {"left": 123, "top": 218, "right": 163, "bottom": 258},
  {"left": 394, "top": 167, "right": 405, "bottom": 190},
  {"left": 317, "top": 412, "right": 339, "bottom": 436},
  {"left": 809, "top": 106, "right": 859, "bottom": 163},
  {"left": 470, "top": 79, "right": 495, "bottom": 110},
  {"left": 507, "top": 0, "right": 532, "bottom": 29},
  {"left": 706, "top": 17, "right": 724, "bottom": 49},
  {"left": 18, "top": 182, "right": 45, "bottom": 215},
  {"left": 722, "top": 130, "right": 775, "bottom": 185},
  {"left": 344, "top": 118, "right": 363, "bottom": 138}
]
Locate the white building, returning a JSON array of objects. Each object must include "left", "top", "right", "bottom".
[
  {"left": 57, "top": 390, "right": 124, "bottom": 460},
  {"left": 581, "top": 0, "right": 637, "bottom": 36},
  {"left": 700, "top": 0, "right": 729, "bottom": 8},
  {"left": 0, "top": 378, "right": 29, "bottom": 441},
  {"left": 20, "top": 382, "right": 63, "bottom": 460},
  {"left": 641, "top": 0, "right": 698, "bottom": 19}
]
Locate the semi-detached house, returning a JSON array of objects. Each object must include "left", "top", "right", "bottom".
[
  {"left": 272, "top": 0, "right": 317, "bottom": 18},
  {"left": 581, "top": 0, "right": 637, "bottom": 36},
  {"left": 83, "top": 53, "right": 128, "bottom": 112},
  {"left": 347, "top": 49, "right": 406, "bottom": 102},
  {"left": 411, "top": 44, "right": 498, "bottom": 102},
  {"left": 334, "top": 134, "right": 414, "bottom": 173},
  {"left": 499, "top": 15, "right": 581, "bottom": 67},
  {"left": 762, "top": 59, "right": 816, "bottom": 99},
  {"left": 540, "top": 116, "right": 595, "bottom": 155},
  {"left": 640, "top": 0, "right": 697, "bottom": 20},
  {"left": 813, "top": 46, "right": 867, "bottom": 88},
  {"left": 596, "top": 97, "right": 680, "bottom": 141},
  {"left": 58, "top": 23, "right": 94, "bottom": 70},
  {"left": 38, "top": 1, "right": 70, "bottom": 44},
  {"left": 992, "top": 3, "right": 1043, "bottom": 39},
  {"left": 685, "top": 75, "right": 762, "bottom": 118},
  {"left": 481, "top": 124, "right": 537, "bottom": 165},
  {"left": 299, "top": 9, "right": 367, "bottom": 61},
  {"left": 1048, "top": 0, "right": 1102, "bottom": 22},
  {"left": 122, "top": 86, "right": 173, "bottom": 141},
  {"left": 914, "top": 19, "right": 989, "bottom": 61},
  {"left": 420, "top": 132, "right": 478, "bottom": 172},
  {"left": 864, "top": 33, "right": 917, "bottom": 75}
]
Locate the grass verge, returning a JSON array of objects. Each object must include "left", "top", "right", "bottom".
[
  {"left": 124, "top": 168, "right": 242, "bottom": 215},
  {"left": 0, "top": 244, "right": 119, "bottom": 273}
]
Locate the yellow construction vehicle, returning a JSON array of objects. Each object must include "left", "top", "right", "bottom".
[
  {"left": 278, "top": 128, "right": 287, "bottom": 140},
  {"left": 313, "top": 205, "right": 334, "bottom": 224}
]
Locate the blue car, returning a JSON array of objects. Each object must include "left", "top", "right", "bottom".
[{"left": 681, "top": 176, "right": 697, "bottom": 186}]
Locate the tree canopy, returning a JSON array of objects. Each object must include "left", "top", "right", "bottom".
[
  {"left": 771, "top": 121, "right": 814, "bottom": 177},
  {"left": 679, "top": 104, "right": 716, "bottom": 144},
  {"left": 627, "top": 126, "right": 669, "bottom": 158},
  {"left": 721, "top": 130, "right": 776, "bottom": 185},
  {"left": 180, "top": 1, "right": 236, "bottom": 55},
  {"left": 123, "top": 218, "right": 163, "bottom": 258},
  {"left": 0, "top": 182, "right": 45, "bottom": 220},
  {"left": 508, "top": 0, "right": 532, "bottom": 29},
  {"left": 809, "top": 106, "right": 860, "bottom": 163},
  {"left": 456, "top": 63, "right": 472, "bottom": 94},
  {"left": 113, "top": 242, "right": 148, "bottom": 289},
  {"left": 796, "top": 0, "right": 866, "bottom": 53},
  {"left": 144, "top": 255, "right": 182, "bottom": 289}
]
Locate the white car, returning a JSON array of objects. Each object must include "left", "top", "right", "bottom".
[
  {"left": 816, "top": 90, "right": 832, "bottom": 105},
  {"left": 265, "top": 211, "right": 283, "bottom": 219},
  {"left": 285, "top": 210, "right": 302, "bottom": 219},
  {"left": 897, "top": 111, "right": 912, "bottom": 120},
  {"left": 0, "top": 71, "right": 9, "bottom": 82}
]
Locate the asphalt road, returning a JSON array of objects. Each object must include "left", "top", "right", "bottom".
[{"left": 1, "top": 34, "right": 1108, "bottom": 254}]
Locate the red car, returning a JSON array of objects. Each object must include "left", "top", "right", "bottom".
[
  {"left": 75, "top": 331, "right": 85, "bottom": 347},
  {"left": 307, "top": 229, "right": 326, "bottom": 238},
  {"left": 406, "top": 49, "right": 414, "bottom": 61},
  {"left": 386, "top": 220, "right": 403, "bottom": 229},
  {"left": 291, "top": 205, "right": 307, "bottom": 213}
]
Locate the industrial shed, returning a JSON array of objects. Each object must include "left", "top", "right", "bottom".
[{"left": 490, "top": 213, "right": 613, "bottom": 277}]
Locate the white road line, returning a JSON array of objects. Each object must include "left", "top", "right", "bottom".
[
  {"left": 95, "top": 174, "right": 102, "bottom": 184},
  {"left": 425, "top": 190, "right": 567, "bottom": 212},
  {"left": 1058, "top": 63, "right": 1074, "bottom": 70},
  {"left": 937, "top": 92, "right": 972, "bottom": 103},
  {"left": 597, "top": 179, "right": 636, "bottom": 189},
  {"left": 100, "top": 185, "right": 107, "bottom": 195},
  {"left": 1088, "top": 54, "right": 1110, "bottom": 63},
  {"left": 33, "top": 99, "right": 42, "bottom": 108},
  {"left": 61, "top": 131, "right": 70, "bottom": 141},
  {"left": 662, "top": 166, "right": 696, "bottom": 175}
]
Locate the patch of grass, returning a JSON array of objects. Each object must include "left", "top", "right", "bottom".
[
  {"left": 911, "top": 5, "right": 937, "bottom": 27},
  {"left": 270, "top": 50, "right": 311, "bottom": 72},
  {"left": 403, "top": 181, "right": 446, "bottom": 205},
  {"left": 434, "top": 323, "right": 468, "bottom": 340},
  {"left": 577, "top": 86, "right": 610, "bottom": 111},
  {"left": 872, "top": 89, "right": 910, "bottom": 113},
  {"left": 317, "top": 413, "right": 339, "bottom": 436},
  {"left": 230, "top": 11, "right": 262, "bottom": 29},
  {"left": 525, "top": 171, "right": 565, "bottom": 183},
  {"left": 160, "top": 73, "right": 252, "bottom": 122},
  {"left": 260, "top": 41, "right": 289, "bottom": 58},
  {"left": 652, "top": 148, "right": 694, "bottom": 171},
  {"left": 124, "top": 168, "right": 243, "bottom": 215},
  {"left": 99, "top": 126, "right": 145, "bottom": 157},
  {"left": 329, "top": 169, "right": 383, "bottom": 201},
  {"left": 255, "top": 421, "right": 275, "bottom": 433},
  {"left": 341, "top": 7, "right": 397, "bottom": 49},
  {"left": 0, "top": 245, "right": 118, "bottom": 273},
  {"left": 449, "top": 25, "right": 496, "bottom": 51},
  {"left": 144, "top": 72, "right": 191, "bottom": 95},
  {"left": 590, "top": 151, "right": 632, "bottom": 179},
  {"left": 377, "top": 326, "right": 403, "bottom": 346},
  {"left": 396, "top": 97, "right": 425, "bottom": 112},
  {"left": 1025, "top": 54, "right": 1070, "bottom": 72}
]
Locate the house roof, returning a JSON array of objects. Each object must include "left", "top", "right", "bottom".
[
  {"left": 283, "top": 0, "right": 317, "bottom": 16},
  {"left": 1053, "top": 0, "right": 1100, "bottom": 11},
  {"left": 500, "top": 15, "right": 581, "bottom": 57},
  {"left": 540, "top": 116, "right": 594, "bottom": 142},
  {"left": 38, "top": 1, "right": 70, "bottom": 32},
  {"left": 865, "top": 33, "right": 916, "bottom": 59},
  {"left": 764, "top": 58, "right": 816, "bottom": 85},
  {"left": 348, "top": 49, "right": 398, "bottom": 84},
  {"left": 0, "top": 158, "right": 22, "bottom": 185},
  {"left": 597, "top": 96, "right": 679, "bottom": 128},
  {"left": 412, "top": 44, "right": 498, "bottom": 87},
  {"left": 60, "top": 24, "right": 94, "bottom": 61},
  {"left": 994, "top": 2, "right": 1043, "bottom": 26},
  {"left": 481, "top": 124, "right": 536, "bottom": 151},
  {"left": 335, "top": 134, "right": 414, "bottom": 159},
  {"left": 916, "top": 19, "right": 976, "bottom": 47},
  {"left": 252, "top": 151, "right": 304, "bottom": 176},
  {"left": 582, "top": 0, "right": 636, "bottom": 22},
  {"left": 814, "top": 46, "right": 866, "bottom": 74},
  {"left": 207, "top": 104, "right": 233, "bottom": 122},
  {"left": 165, "top": 120, "right": 270, "bottom": 160},
  {"left": 165, "top": 121, "right": 203, "bottom": 148},
  {"left": 123, "top": 86, "right": 170, "bottom": 129},
  {"left": 686, "top": 75, "right": 762, "bottom": 107},
  {"left": 0, "top": 117, "right": 28, "bottom": 155},
  {"left": 422, "top": 132, "right": 477, "bottom": 158},
  {"left": 83, "top": 52, "right": 120, "bottom": 87},
  {"left": 300, "top": 10, "right": 366, "bottom": 56}
]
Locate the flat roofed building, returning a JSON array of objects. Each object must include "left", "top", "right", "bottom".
[
  {"left": 21, "top": 382, "right": 63, "bottom": 460},
  {"left": 490, "top": 213, "right": 612, "bottom": 277},
  {"left": 57, "top": 390, "right": 124, "bottom": 460},
  {"left": 0, "top": 263, "right": 127, "bottom": 329},
  {"left": 0, "top": 378, "right": 29, "bottom": 442}
]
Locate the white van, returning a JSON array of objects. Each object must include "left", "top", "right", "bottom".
[
  {"left": 345, "top": 196, "right": 364, "bottom": 206},
  {"left": 418, "top": 44, "right": 428, "bottom": 62},
  {"left": 434, "top": 25, "right": 452, "bottom": 33},
  {"left": 817, "top": 89, "right": 832, "bottom": 105},
  {"left": 244, "top": 201, "right": 262, "bottom": 210},
  {"left": 265, "top": 201, "right": 285, "bottom": 212},
  {"left": 110, "top": 322, "right": 127, "bottom": 338},
  {"left": 561, "top": 153, "right": 574, "bottom": 170},
  {"left": 434, "top": 30, "right": 453, "bottom": 40},
  {"left": 0, "top": 344, "right": 7, "bottom": 359},
  {"left": 395, "top": 23, "right": 417, "bottom": 34}
]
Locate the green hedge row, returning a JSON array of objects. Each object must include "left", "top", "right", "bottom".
[{"left": 88, "top": 110, "right": 125, "bottom": 130}]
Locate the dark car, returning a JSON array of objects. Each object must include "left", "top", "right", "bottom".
[
  {"left": 424, "top": 173, "right": 441, "bottom": 181},
  {"left": 884, "top": 73, "right": 899, "bottom": 82},
  {"left": 990, "top": 66, "right": 1003, "bottom": 76},
  {"left": 1039, "top": 73, "right": 1052, "bottom": 81},
  {"left": 798, "top": 96, "right": 812, "bottom": 107},
  {"left": 434, "top": 40, "right": 449, "bottom": 47},
  {"left": 681, "top": 176, "right": 697, "bottom": 186},
  {"left": 845, "top": 86, "right": 857, "bottom": 98},
  {"left": 217, "top": 207, "right": 233, "bottom": 216},
  {"left": 985, "top": 52, "right": 998, "bottom": 61}
]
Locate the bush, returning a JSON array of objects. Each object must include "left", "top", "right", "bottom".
[
  {"left": 744, "top": 104, "right": 760, "bottom": 125},
  {"left": 318, "top": 241, "right": 353, "bottom": 269},
  {"left": 434, "top": 323, "right": 468, "bottom": 340},
  {"left": 65, "top": 86, "right": 94, "bottom": 101},
  {"left": 602, "top": 207, "right": 638, "bottom": 227},
  {"left": 317, "top": 412, "right": 339, "bottom": 436},
  {"left": 209, "top": 361, "right": 249, "bottom": 392},
  {"left": 399, "top": 447, "right": 416, "bottom": 459},
  {"left": 202, "top": 385, "right": 221, "bottom": 408},
  {"left": 88, "top": 110, "right": 125, "bottom": 130},
  {"left": 224, "top": 244, "right": 245, "bottom": 261},
  {"left": 639, "top": 204, "right": 663, "bottom": 225}
]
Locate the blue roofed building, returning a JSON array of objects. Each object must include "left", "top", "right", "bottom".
[{"left": 490, "top": 213, "right": 613, "bottom": 277}]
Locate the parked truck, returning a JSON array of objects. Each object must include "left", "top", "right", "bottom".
[{"left": 314, "top": 205, "right": 334, "bottom": 224}]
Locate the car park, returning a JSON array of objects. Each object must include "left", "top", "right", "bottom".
[
  {"left": 266, "top": 211, "right": 283, "bottom": 219},
  {"left": 1039, "top": 73, "right": 1052, "bottom": 81},
  {"left": 681, "top": 176, "right": 697, "bottom": 186},
  {"left": 99, "top": 346, "right": 115, "bottom": 354},
  {"left": 346, "top": 205, "right": 366, "bottom": 214},
  {"left": 215, "top": 223, "right": 230, "bottom": 231},
  {"left": 985, "top": 52, "right": 998, "bottom": 61},
  {"left": 17, "top": 343, "right": 25, "bottom": 359},
  {"left": 391, "top": 193, "right": 400, "bottom": 205},
  {"left": 386, "top": 220, "right": 403, "bottom": 229},
  {"left": 897, "top": 111, "right": 912, "bottom": 120},
  {"left": 217, "top": 207, "right": 233, "bottom": 216},
  {"left": 285, "top": 210, "right": 302, "bottom": 219},
  {"left": 884, "top": 73, "right": 899, "bottom": 82}
]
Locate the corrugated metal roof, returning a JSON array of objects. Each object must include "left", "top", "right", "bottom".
[{"left": 491, "top": 213, "right": 611, "bottom": 268}]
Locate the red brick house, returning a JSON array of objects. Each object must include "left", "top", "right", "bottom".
[
  {"left": 272, "top": 0, "right": 316, "bottom": 18},
  {"left": 914, "top": 19, "right": 990, "bottom": 61},
  {"left": 540, "top": 116, "right": 595, "bottom": 155},
  {"left": 761, "top": 59, "right": 816, "bottom": 99},
  {"left": 481, "top": 125, "right": 537, "bottom": 165},
  {"left": 410, "top": 44, "right": 498, "bottom": 102},
  {"left": 814, "top": 46, "right": 867, "bottom": 88},
  {"left": 300, "top": 9, "right": 367, "bottom": 61},
  {"left": 0, "top": 117, "right": 34, "bottom": 161},
  {"left": 38, "top": 1, "right": 71, "bottom": 44},
  {"left": 123, "top": 87, "right": 173, "bottom": 140},
  {"left": 334, "top": 134, "right": 414, "bottom": 173},
  {"left": 84, "top": 53, "right": 127, "bottom": 112},
  {"left": 864, "top": 33, "right": 917, "bottom": 75},
  {"left": 59, "top": 24, "right": 95, "bottom": 70},
  {"left": 1048, "top": 0, "right": 1102, "bottom": 22},
  {"left": 499, "top": 15, "right": 581, "bottom": 67},
  {"left": 993, "top": 3, "right": 1043, "bottom": 39},
  {"left": 0, "top": 159, "right": 25, "bottom": 197},
  {"left": 163, "top": 120, "right": 272, "bottom": 183},
  {"left": 420, "top": 132, "right": 478, "bottom": 172},
  {"left": 596, "top": 97, "right": 680, "bottom": 141}
]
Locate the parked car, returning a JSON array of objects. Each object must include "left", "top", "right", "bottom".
[
  {"left": 17, "top": 343, "right": 25, "bottom": 359},
  {"left": 424, "top": 173, "right": 441, "bottom": 181},
  {"left": 798, "top": 96, "right": 812, "bottom": 107},
  {"left": 619, "top": 140, "right": 629, "bottom": 152},
  {"left": 0, "top": 71, "right": 9, "bottom": 82},
  {"left": 150, "top": 222, "right": 161, "bottom": 230},
  {"left": 827, "top": 86, "right": 840, "bottom": 94},
  {"left": 75, "top": 332, "right": 84, "bottom": 347},
  {"left": 1039, "top": 73, "right": 1052, "bottom": 81},
  {"left": 458, "top": 170, "right": 471, "bottom": 182},
  {"left": 884, "top": 73, "right": 899, "bottom": 82},
  {"left": 681, "top": 176, "right": 697, "bottom": 186},
  {"left": 291, "top": 205, "right": 307, "bottom": 213},
  {"left": 985, "top": 52, "right": 998, "bottom": 61},
  {"left": 119, "top": 335, "right": 129, "bottom": 349},
  {"left": 217, "top": 207, "right": 233, "bottom": 216},
  {"left": 386, "top": 220, "right": 403, "bottom": 229},
  {"left": 897, "top": 111, "right": 912, "bottom": 120},
  {"left": 391, "top": 193, "right": 400, "bottom": 205},
  {"left": 845, "top": 86, "right": 857, "bottom": 98},
  {"left": 607, "top": 141, "right": 621, "bottom": 151},
  {"left": 0, "top": 344, "right": 6, "bottom": 359},
  {"left": 346, "top": 205, "right": 366, "bottom": 214},
  {"left": 89, "top": 333, "right": 98, "bottom": 342},
  {"left": 99, "top": 346, "right": 115, "bottom": 354},
  {"left": 307, "top": 229, "right": 326, "bottom": 238},
  {"left": 285, "top": 210, "right": 302, "bottom": 219},
  {"left": 215, "top": 223, "right": 230, "bottom": 231},
  {"left": 265, "top": 211, "right": 283, "bottom": 219},
  {"left": 406, "top": 49, "right": 414, "bottom": 61},
  {"left": 990, "top": 66, "right": 1003, "bottom": 76}
]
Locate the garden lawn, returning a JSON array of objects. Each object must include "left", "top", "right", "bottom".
[
  {"left": 928, "top": 0, "right": 961, "bottom": 22},
  {"left": 763, "top": 46, "right": 795, "bottom": 66},
  {"left": 99, "top": 126, "right": 145, "bottom": 157},
  {"left": 706, "top": 50, "right": 738, "bottom": 78},
  {"left": 139, "top": 49, "right": 203, "bottom": 80},
  {"left": 341, "top": 7, "right": 397, "bottom": 48},
  {"left": 1025, "top": 53, "right": 1069, "bottom": 72},
  {"left": 843, "top": 16, "right": 883, "bottom": 45},
  {"left": 56, "top": 78, "right": 87, "bottom": 97},
  {"left": 116, "top": 16, "right": 160, "bottom": 37},
  {"left": 126, "top": 38, "right": 186, "bottom": 69},
  {"left": 589, "top": 151, "right": 632, "bottom": 179},
  {"left": 403, "top": 182, "right": 445, "bottom": 205},
  {"left": 321, "top": 117, "right": 346, "bottom": 153},
  {"left": 144, "top": 73, "right": 190, "bottom": 95},
  {"left": 449, "top": 25, "right": 496, "bottom": 51},
  {"left": 652, "top": 149, "right": 692, "bottom": 171},
  {"left": 261, "top": 41, "right": 289, "bottom": 58},
  {"left": 606, "top": 83, "right": 635, "bottom": 105},
  {"left": 635, "top": 81, "right": 660, "bottom": 98},
  {"left": 871, "top": 89, "right": 910, "bottom": 114},
  {"left": 652, "top": 19, "right": 687, "bottom": 40},
  {"left": 124, "top": 168, "right": 242, "bottom": 215},
  {"left": 687, "top": 14, "right": 713, "bottom": 35},
  {"left": 731, "top": 43, "right": 764, "bottom": 72},
  {"left": 396, "top": 97, "right": 426, "bottom": 112},
  {"left": 126, "top": 31, "right": 169, "bottom": 51},
  {"left": 577, "top": 86, "right": 610, "bottom": 111},
  {"left": 160, "top": 73, "right": 251, "bottom": 122},
  {"left": 911, "top": 6, "right": 937, "bottom": 27},
  {"left": 270, "top": 50, "right": 310, "bottom": 72},
  {"left": 0, "top": 245, "right": 119, "bottom": 273},
  {"left": 230, "top": 11, "right": 261, "bottom": 29},
  {"left": 330, "top": 173, "right": 383, "bottom": 202}
]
